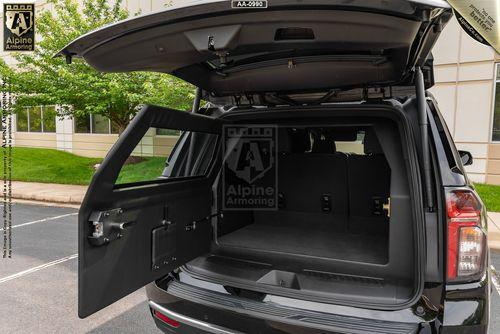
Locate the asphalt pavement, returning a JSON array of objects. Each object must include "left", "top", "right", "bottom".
[
  {"left": 0, "top": 201, "right": 498, "bottom": 333},
  {"left": 0, "top": 202, "right": 160, "bottom": 334}
]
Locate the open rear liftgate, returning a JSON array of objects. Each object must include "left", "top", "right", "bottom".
[{"left": 77, "top": 68, "right": 434, "bottom": 318}]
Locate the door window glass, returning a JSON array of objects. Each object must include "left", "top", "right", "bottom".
[
  {"left": 114, "top": 127, "right": 218, "bottom": 185},
  {"left": 335, "top": 130, "right": 366, "bottom": 154},
  {"left": 156, "top": 128, "right": 180, "bottom": 136}
]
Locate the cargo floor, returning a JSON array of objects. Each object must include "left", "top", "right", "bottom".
[{"left": 217, "top": 223, "right": 388, "bottom": 265}]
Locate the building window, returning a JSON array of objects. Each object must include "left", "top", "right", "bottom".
[
  {"left": 493, "top": 64, "right": 500, "bottom": 142},
  {"left": 16, "top": 106, "right": 56, "bottom": 133},
  {"left": 42, "top": 106, "right": 57, "bottom": 132},
  {"left": 74, "top": 114, "right": 118, "bottom": 134},
  {"left": 74, "top": 114, "right": 91, "bottom": 133},
  {"left": 17, "top": 109, "right": 28, "bottom": 132},
  {"left": 92, "top": 114, "right": 110, "bottom": 134}
]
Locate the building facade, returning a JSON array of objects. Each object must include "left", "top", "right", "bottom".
[
  {"left": 1, "top": 0, "right": 189, "bottom": 158},
  {"left": 430, "top": 16, "right": 500, "bottom": 185},
  {"left": 2, "top": 1, "right": 500, "bottom": 184}
]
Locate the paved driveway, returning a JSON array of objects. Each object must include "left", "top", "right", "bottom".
[{"left": 0, "top": 201, "right": 498, "bottom": 333}]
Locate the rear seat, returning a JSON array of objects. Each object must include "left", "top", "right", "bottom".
[
  {"left": 347, "top": 129, "right": 391, "bottom": 233},
  {"left": 277, "top": 129, "right": 349, "bottom": 218},
  {"left": 255, "top": 128, "right": 388, "bottom": 234}
]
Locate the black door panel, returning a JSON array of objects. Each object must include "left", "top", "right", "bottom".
[{"left": 78, "top": 105, "right": 222, "bottom": 318}]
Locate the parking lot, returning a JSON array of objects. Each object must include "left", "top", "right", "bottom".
[
  {"left": 0, "top": 202, "right": 160, "bottom": 333},
  {"left": 0, "top": 201, "right": 499, "bottom": 333}
]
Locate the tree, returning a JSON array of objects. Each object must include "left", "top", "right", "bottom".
[{"left": 0, "top": 0, "right": 194, "bottom": 133}]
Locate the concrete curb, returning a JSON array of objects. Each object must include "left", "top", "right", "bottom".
[{"left": 11, "top": 181, "right": 86, "bottom": 205}]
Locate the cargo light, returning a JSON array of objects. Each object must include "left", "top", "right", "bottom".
[
  {"left": 153, "top": 309, "right": 181, "bottom": 328},
  {"left": 446, "top": 189, "right": 486, "bottom": 281}
]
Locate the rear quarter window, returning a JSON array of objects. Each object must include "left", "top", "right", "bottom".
[{"left": 335, "top": 131, "right": 366, "bottom": 154}]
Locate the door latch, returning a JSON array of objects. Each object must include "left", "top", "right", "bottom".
[
  {"left": 88, "top": 208, "right": 136, "bottom": 246},
  {"left": 185, "top": 212, "right": 222, "bottom": 231},
  {"left": 373, "top": 197, "right": 391, "bottom": 217},
  {"left": 321, "top": 194, "right": 332, "bottom": 213},
  {"left": 383, "top": 198, "right": 391, "bottom": 218}
]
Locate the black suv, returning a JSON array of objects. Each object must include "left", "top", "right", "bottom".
[{"left": 60, "top": 1, "right": 490, "bottom": 333}]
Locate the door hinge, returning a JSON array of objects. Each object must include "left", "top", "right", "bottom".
[{"left": 88, "top": 208, "right": 136, "bottom": 246}]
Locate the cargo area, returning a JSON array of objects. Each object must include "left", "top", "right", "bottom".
[{"left": 185, "top": 114, "right": 420, "bottom": 307}]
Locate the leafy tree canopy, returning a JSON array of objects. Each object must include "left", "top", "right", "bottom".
[{"left": 0, "top": 0, "right": 194, "bottom": 133}]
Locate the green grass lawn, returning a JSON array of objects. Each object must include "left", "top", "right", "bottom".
[
  {"left": 474, "top": 183, "right": 500, "bottom": 213},
  {"left": 0, "top": 147, "right": 167, "bottom": 185}
]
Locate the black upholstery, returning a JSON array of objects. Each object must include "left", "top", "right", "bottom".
[
  {"left": 270, "top": 128, "right": 390, "bottom": 227},
  {"left": 278, "top": 152, "right": 348, "bottom": 216},
  {"left": 277, "top": 128, "right": 291, "bottom": 153},
  {"left": 311, "top": 137, "right": 337, "bottom": 153},
  {"left": 363, "top": 129, "right": 384, "bottom": 155},
  {"left": 347, "top": 129, "right": 391, "bottom": 233},
  {"left": 221, "top": 127, "right": 390, "bottom": 241},
  {"left": 289, "top": 128, "right": 310, "bottom": 153}
]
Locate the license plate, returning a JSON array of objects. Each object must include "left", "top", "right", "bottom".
[{"left": 231, "top": 1, "right": 268, "bottom": 9}]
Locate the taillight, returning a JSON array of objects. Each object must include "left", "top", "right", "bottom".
[
  {"left": 153, "top": 309, "right": 181, "bottom": 328},
  {"left": 446, "top": 189, "right": 486, "bottom": 281}
]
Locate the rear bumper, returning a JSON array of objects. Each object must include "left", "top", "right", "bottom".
[
  {"left": 146, "top": 276, "right": 489, "bottom": 334},
  {"left": 147, "top": 278, "right": 424, "bottom": 334},
  {"left": 150, "top": 301, "right": 243, "bottom": 334}
]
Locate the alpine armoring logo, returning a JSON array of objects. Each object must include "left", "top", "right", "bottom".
[
  {"left": 4, "top": 3, "right": 35, "bottom": 51},
  {"left": 223, "top": 125, "right": 277, "bottom": 210}
]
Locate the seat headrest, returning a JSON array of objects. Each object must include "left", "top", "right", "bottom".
[
  {"left": 277, "top": 128, "right": 311, "bottom": 154},
  {"left": 312, "top": 136, "right": 337, "bottom": 153},
  {"left": 278, "top": 128, "right": 291, "bottom": 153},
  {"left": 363, "top": 130, "right": 383, "bottom": 155},
  {"left": 330, "top": 128, "right": 358, "bottom": 141},
  {"left": 290, "top": 129, "right": 311, "bottom": 153}
]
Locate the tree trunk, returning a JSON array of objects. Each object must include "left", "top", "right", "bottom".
[{"left": 110, "top": 115, "right": 130, "bottom": 136}]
